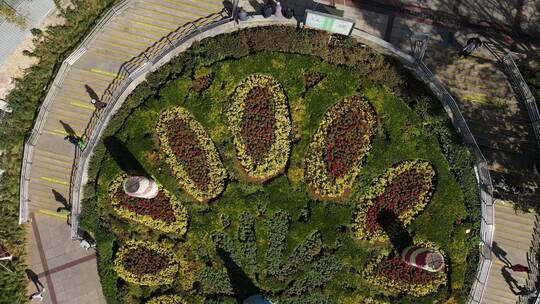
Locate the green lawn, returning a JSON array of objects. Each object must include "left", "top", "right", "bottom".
[{"left": 86, "top": 49, "right": 476, "bottom": 303}]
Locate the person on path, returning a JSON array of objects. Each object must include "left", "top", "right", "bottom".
[
  {"left": 90, "top": 98, "right": 107, "bottom": 109},
  {"left": 64, "top": 135, "right": 86, "bottom": 150},
  {"left": 459, "top": 37, "right": 482, "bottom": 58},
  {"left": 29, "top": 288, "right": 45, "bottom": 302},
  {"left": 510, "top": 264, "right": 530, "bottom": 273}
]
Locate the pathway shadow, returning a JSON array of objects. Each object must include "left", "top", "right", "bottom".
[
  {"left": 59, "top": 120, "right": 75, "bottom": 136},
  {"left": 25, "top": 269, "right": 44, "bottom": 291},
  {"left": 52, "top": 189, "right": 71, "bottom": 212},
  {"left": 84, "top": 85, "right": 100, "bottom": 102},
  {"left": 492, "top": 241, "right": 513, "bottom": 267},
  {"left": 502, "top": 266, "right": 529, "bottom": 295},
  {"left": 376, "top": 209, "right": 413, "bottom": 253},
  {"left": 216, "top": 247, "right": 260, "bottom": 303},
  {"left": 104, "top": 136, "right": 148, "bottom": 177}
]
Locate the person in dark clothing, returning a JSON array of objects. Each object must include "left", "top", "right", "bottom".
[
  {"left": 459, "top": 37, "right": 482, "bottom": 58},
  {"left": 510, "top": 264, "right": 530, "bottom": 273},
  {"left": 64, "top": 135, "right": 86, "bottom": 150},
  {"left": 90, "top": 98, "right": 107, "bottom": 109}
]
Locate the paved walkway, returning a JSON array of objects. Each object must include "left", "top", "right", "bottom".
[
  {"left": 22, "top": 0, "right": 226, "bottom": 303},
  {"left": 19, "top": 0, "right": 539, "bottom": 303}
]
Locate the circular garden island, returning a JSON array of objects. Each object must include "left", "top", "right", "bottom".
[{"left": 81, "top": 26, "right": 480, "bottom": 304}]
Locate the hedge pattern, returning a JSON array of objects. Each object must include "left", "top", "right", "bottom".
[
  {"left": 305, "top": 95, "right": 376, "bottom": 200},
  {"left": 156, "top": 107, "right": 226, "bottom": 202},
  {"left": 228, "top": 74, "right": 291, "bottom": 181},
  {"left": 351, "top": 160, "right": 435, "bottom": 243},
  {"left": 146, "top": 295, "right": 187, "bottom": 304},
  {"left": 108, "top": 175, "right": 188, "bottom": 235},
  {"left": 114, "top": 240, "right": 178, "bottom": 286}
]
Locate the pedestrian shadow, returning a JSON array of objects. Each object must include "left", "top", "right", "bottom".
[
  {"left": 59, "top": 120, "right": 76, "bottom": 137},
  {"left": 25, "top": 269, "right": 44, "bottom": 291},
  {"left": 216, "top": 247, "right": 260, "bottom": 303},
  {"left": 104, "top": 136, "right": 148, "bottom": 177},
  {"left": 376, "top": 208, "right": 414, "bottom": 253},
  {"left": 84, "top": 85, "right": 100, "bottom": 101},
  {"left": 51, "top": 189, "right": 70, "bottom": 212},
  {"left": 492, "top": 241, "right": 513, "bottom": 266},
  {"left": 501, "top": 266, "right": 529, "bottom": 295}
]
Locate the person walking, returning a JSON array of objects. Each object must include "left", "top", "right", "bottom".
[
  {"left": 459, "top": 37, "right": 482, "bottom": 58},
  {"left": 64, "top": 135, "right": 86, "bottom": 150},
  {"left": 90, "top": 98, "right": 107, "bottom": 109},
  {"left": 510, "top": 264, "right": 530, "bottom": 273},
  {"left": 29, "top": 288, "right": 45, "bottom": 302}
]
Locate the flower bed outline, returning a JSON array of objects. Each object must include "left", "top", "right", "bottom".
[
  {"left": 351, "top": 160, "right": 436, "bottom": 243},
  {"left": 305, "top": 95, "right": 376, "bottom": 200},
  {"left": 363, "top": 240, "right": 447, "bottom": 296},
  {"left": 156, "top": 106, "right": 227, "bottom": 202},
  {"left": 114, "top": 240, "right": 179, "bottom": 286},
  {"left": 109, "top": 174, "right": 188, "bottom": 235},
  {"left": 228, "top": 74, "right": 292, "bottom": 181}
]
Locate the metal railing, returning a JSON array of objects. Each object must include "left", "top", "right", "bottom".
[
  {"left": 69, "top": 9, "right": 231, "bottom": 239},
  {"left": 417, "top": 60, "right": 495, "bottom": 304}
]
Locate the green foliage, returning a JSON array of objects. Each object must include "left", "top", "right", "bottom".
[
  {"left": 266, "top": 210, "right": 291, "bottom": 276},
  {"left": 278, "top": 231, "right": 323, "bottom": 280},
  {"left": 237, "top": 212, "right": 257, "bottom": 273},
  {"left": 0, "top": 3, "right": 26, "bottom": 28},
  {"left": 288, "top": 255, "right": 343, "bottom": 296},
  {"left": 195, "top": 267, "right": 234, "bottom": 295}
]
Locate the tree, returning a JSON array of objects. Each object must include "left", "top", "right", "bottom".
[{"left": 0, "top": 1, "right": 27, "bottom": 29}]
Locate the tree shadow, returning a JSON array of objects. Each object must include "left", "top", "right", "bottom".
[
  {"left": 103, "top": 136, "right": 148, "bottom": 177},
  {"left": 59, "top": 120, "right": 75, "bottom": 136},
  {"left": 492, "top": 241, "right": 513, "bottom": 267},
  {"left": 84, "top": 85, "right": 100, "bottom": 101},
  {"left": 376, "top": 209, "right": 413, "bottom": 253},
  {"left": 25, "top": 269, "right": 44, "bottom": 291},
  {"left": 216, "top": 247, "right": 260, "bottom": 303}
]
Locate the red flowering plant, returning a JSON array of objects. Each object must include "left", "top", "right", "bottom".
[
  {"left": 363, "top": 240, "right": 446, "bottom": 296},
  {"left": 108, "top": 175, "right": 188, "bottom": 235},
  {"left": 351, "top": 160, "right": 435, "bottom": 243},
  {"left": 156, "top": 107, "right": 226, "bottom": 202},
  {"left": 305, "top": 95, "right": 376, "bottom": 200},
  {"left": 228, "top": 74, "right": 291, "bottom": 181},
  {"left": 114, "top": 240, "right": 178, "bottom": 286}
]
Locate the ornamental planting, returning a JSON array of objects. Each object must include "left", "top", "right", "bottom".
[
  {"left": 305, "top": 95, "right": 376, "bottom": 200},
  {"left": 109, "top": 175, "right": 188, "bottom": 235},
  {"left": 114, "top": 240, "right": 178, "bottom": 286},
  {"left": 351, "top": 160, "right": 435, "bottom": 243},
  {"left": 228, "top": 74, "right": 292, "bottom": 181},
  {"left": 156, "top": 107, "right": 226, "bottom": 202}
]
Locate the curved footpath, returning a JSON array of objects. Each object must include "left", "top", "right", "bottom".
[
  {"left": 18, "top": 0, "right": 538, "bottom": 303},
  {"left": 20, "top": 1, "right": 226, "bottom": 303}
]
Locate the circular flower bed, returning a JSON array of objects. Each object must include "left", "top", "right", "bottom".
[
  {"left": 363, "top": 241, "right": 447, "bottom": 296},
  {"left": 156, "top": 106, "right": 226, "bottom": 202},
  {"left": 109, "top": 175, "right": 188, "bottom": 235},
  {"left": 114, "top": 240, "right": 178, "bottom": 286},
  {"left": 351, "top": 160, "right": 435, "bottom": 243},
  {"left": 305, "top": 95, "right": 376, "bottom": 200},
  {"left": 228, "top": 74, "right": 292, "bottom": 181},
  {"left": 146, "top": 295, "right": 187, "bottom": 304}
]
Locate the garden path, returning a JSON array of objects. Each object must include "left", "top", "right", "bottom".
[{"left": 23, "top": 0, "right": 226, "bottom": 303}]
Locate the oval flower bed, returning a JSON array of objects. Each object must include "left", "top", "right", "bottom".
[
  {"left": 109, "top": 175, "right": 188, "bottom": 235},
  {"left": 146, "top": 295, "right": 187, "bottom": 304},
  {"left": 351, "top": 160, "right": 435, "bottom": 243},
  {"left": 114, "top": 240, "right": 178, "bottom": 286},
  {"left": 156, "top": 106, "right": 226, "bottom": 202},
  {"left": 228, "top": 74, "right": 291, "bottom": 181},
  {"left": 363, "top": 241, "right": 446, "bottom": 296},
  {"left": 305, "top": 95, "right": 376, "bottom": 200}
]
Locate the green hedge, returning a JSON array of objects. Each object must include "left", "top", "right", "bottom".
[{"left": 79, "top": 26, "right": 480, "bottom": 303}]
